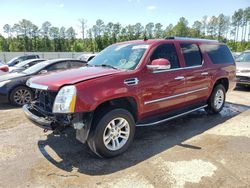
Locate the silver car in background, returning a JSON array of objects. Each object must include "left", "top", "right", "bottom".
[
  {"left": 236, "top": 50, "right": 250, "bottom": 86},
  {"left": 77, "top": 53, "right": 97, "bottom": 62}
]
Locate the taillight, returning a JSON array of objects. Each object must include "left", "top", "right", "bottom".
[{"left": 0, "top": 66, "right": 9, "bottom": 72}]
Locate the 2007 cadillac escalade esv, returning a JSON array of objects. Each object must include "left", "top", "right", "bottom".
[{"left": 23, "top": 37, "right": 236, "bottom": 158}]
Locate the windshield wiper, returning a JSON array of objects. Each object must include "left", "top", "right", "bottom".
[{"left": 93, "top": 64, "right": 118, "bottom": 70}]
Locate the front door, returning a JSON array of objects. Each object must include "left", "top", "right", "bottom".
[{"left": 140, "top": 43, "right": 186, "bottom": 118}]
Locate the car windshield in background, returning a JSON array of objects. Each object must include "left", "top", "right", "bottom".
[
  {"left": 7, "top": 57, "right": 18, "bottom": 65},
  {"left": 23, "top": 61, "right": 49, "bottom": 74},
  {"left": 15, "top": 60, "right": 32, "bottom": 67},
  {"left": 88, "top": 43, "right": 149, "bottom": 70},
  {"left": 236, "top": 52, "right": 250, "bottom": 62}
]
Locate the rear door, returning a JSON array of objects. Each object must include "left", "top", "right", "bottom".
[{"left": 180, "top": 43, "right": 210, "bottom": 105}]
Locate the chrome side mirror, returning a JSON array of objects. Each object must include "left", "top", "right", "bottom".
[{"left": 147, "top": 58, "right": 171, "bottom": 71}]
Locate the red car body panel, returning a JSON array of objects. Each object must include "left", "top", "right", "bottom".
[
  {"left": 28, "top": 67, "right": 123, "bottom": 91},
  {"left": 27, "top": 39, "right": 236, "bottom": 122}
]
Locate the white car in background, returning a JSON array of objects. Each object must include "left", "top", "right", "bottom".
[
  {"left": 8, "top": 59, "right": 45, "bottom": 73},
  {"left": 236, "top": 50, "right": 250, "bottom": 87},
  {"left": 77, "top": 53, "right": 97, "bottom": 62}
]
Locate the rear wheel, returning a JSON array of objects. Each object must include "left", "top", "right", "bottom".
[
  {"left": 205, "top": 84, "right": 226, "bottom": 114},
  {"left": 87, "top": 108, "right": 135, "bottom": 158},
  {"left": 10, "top": 86, "right": 33, "bottom": 106}
]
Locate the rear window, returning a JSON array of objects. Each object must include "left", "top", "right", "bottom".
[
  {"left": 202, "top": 44, "right": 234, "bottom": 64},
  {"left": 180, "top": 43, "right": 202, "bottom": 67}
]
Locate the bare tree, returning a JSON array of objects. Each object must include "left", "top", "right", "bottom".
[{"left": 79, "top": 18, "right": 87, "bottom": 40}]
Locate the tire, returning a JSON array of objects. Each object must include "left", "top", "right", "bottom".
[
  {"left": 87, "top": 108, "right": 135, "bottom": 158},
  {"left": 9, "top": 86, "right": 34, "bottom": 106},
  {"left": 205, "top": 84, "right": 226, "bottom": 114}
]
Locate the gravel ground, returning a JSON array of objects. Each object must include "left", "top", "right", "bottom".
[{"left": 0, "top": 87, "right": 250, "bottom": 188}]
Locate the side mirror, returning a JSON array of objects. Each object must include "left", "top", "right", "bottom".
[
  {"left": 39, "top": 70, "right": 48, "bottom": 74},
  {"left": 147, "top": 58, "right": 171, "bottom": 71}
]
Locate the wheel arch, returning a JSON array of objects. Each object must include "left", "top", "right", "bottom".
[
  {"left": 93, "top": 96, "right": 139, "bottom": 123},
  {"left": 8, "top": 84, "right": 33, "bottom": 102},
  {"left": 213, "top": 77, "right": 229, "bottom": 92}
]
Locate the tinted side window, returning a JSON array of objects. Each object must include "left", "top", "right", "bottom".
[
  {"left": 46, "top": 61, "right": 70, "bottom": 71},
  {"left": 181, "top": 43, "right": 202, "bottom": 67},
  {"left": 28, "top": 61, "right": 37, "bottom": 67},
  {"left": 203, "top": 44, "right": 235, "bottom": 64},
  {"left": 151, "top": 43, "right": 180, "bottom": 69},
  {"left": 70, "top": 61, "right": 85, "bottom": 68}
]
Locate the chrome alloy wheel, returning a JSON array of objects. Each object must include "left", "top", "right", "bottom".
[
  {"left": 13, "top": 89, "right": 32, "bottom": 105},
  {"left": 214, "top": 89, "right": 224, "bottom": 110},
  {"left": 103, "top": 118, "right": 130, "bottom": 151}
]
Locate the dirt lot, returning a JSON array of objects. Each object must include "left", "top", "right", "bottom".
[{"left": 0, "top": 87, "right": 250, "bottom": 188}]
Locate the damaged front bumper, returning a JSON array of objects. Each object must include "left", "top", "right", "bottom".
[{"left": 23, "top": 104, "right": 93, "bottom": 143}]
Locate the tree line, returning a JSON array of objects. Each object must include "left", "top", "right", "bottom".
[{"left": 0, "top": 7, "right": 249, "bottom": 53}]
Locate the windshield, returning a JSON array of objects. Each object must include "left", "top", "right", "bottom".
[
  {"left": 236, "top": 52, "right": 250, "bottom": 62},
  {"left": 7, "top": 57, "right": 19, "bottom": 65},
  {"left": 23, "top": 61, "right": 50, "bottom": 74},
  {"left": 15, "top": 59, "right": 32, "bottom": 68},
  {"left": 88, "top": 43, "right": 149, "bottom": 70}
]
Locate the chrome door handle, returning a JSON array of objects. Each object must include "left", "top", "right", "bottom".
[
  {"left": 174, "top": 76, "right": 185, "bottom": 80},
  {"left": 201, "top": 72, "right": 209, "bottom": 76}
]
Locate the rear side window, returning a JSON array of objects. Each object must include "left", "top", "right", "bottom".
[
  {"left": 202, "top": 44, "right": 234, "bottom": 64},
  {"left": 46, "top": 61, "right": 70, "bottom": 71},
  {"left": 151, "top": 43, "right": 180, "bottom": 69},
  {"left": 180, "top": 43, "right": 202, "bottom": 67},
  {"left": 70, "top": 61, "right": 85, "bottom": 68}
]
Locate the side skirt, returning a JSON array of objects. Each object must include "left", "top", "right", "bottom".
[{"left": 136, "top": 105, "right": 208, "bottom": 127}]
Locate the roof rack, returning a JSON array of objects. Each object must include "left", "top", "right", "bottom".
[{"left": 165, "top": 37, "right": 218, "bottom": 42}]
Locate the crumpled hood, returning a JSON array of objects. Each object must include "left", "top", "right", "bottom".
[{"left": 28, "top": 66, "right": 122, "bottom": 91}]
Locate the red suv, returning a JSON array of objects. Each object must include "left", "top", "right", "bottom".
[{"left": 23, "top": 37, "right": 236, "bottom": 158}]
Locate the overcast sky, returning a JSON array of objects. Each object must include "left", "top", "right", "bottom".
[{"left": 0, "top": 0, "right": 249, "bottom": 37}]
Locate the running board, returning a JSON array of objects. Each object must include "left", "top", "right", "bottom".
[{"left": 136, "top": 105, "right": 208, "bottom": 127}]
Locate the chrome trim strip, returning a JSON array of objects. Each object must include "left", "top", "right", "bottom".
[
  {"left": 136, "top": 105, "right": 208, "bottom": 127},
  {"left": 144, "top": 87, "right": 208, "bottom": 105},
  {"left": 27, "top": 82, "right": 48, "bottom": 90},
  {"left": 201, "top": 72, "right": 209, "bottom": 76},
  {"left": 174, "top": 76, "right": 185, "bottom": 80},
  {"left": 152, "top": 60, "right": 204, "bottom": 74}
]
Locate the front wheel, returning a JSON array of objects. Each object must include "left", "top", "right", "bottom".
[
  {"left": 87, "top": 108, "right": 135, "bottom": 158},
  {"left": 9, "top": 86, "right": 33, "bottom": 106},
  {"left": 205, "top": 84, "right": 226, "bottom": 114}
]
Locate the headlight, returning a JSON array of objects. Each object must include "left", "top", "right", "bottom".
[
  {"left": 53, "top": 85, "right": 77, "bottom": 113},
  {"left": 0, "top": 80, "right": 11, "bottom": 87}
]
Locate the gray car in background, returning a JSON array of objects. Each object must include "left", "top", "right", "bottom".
[
  {"left": 7, "top": 54, "right": 40, "bottom": 67},
  {"left": 236, "top": 50, "right": 250, "bottom": 86},
  {"left": 8, "top": 59, "right": 46, "bottom": 73}
]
